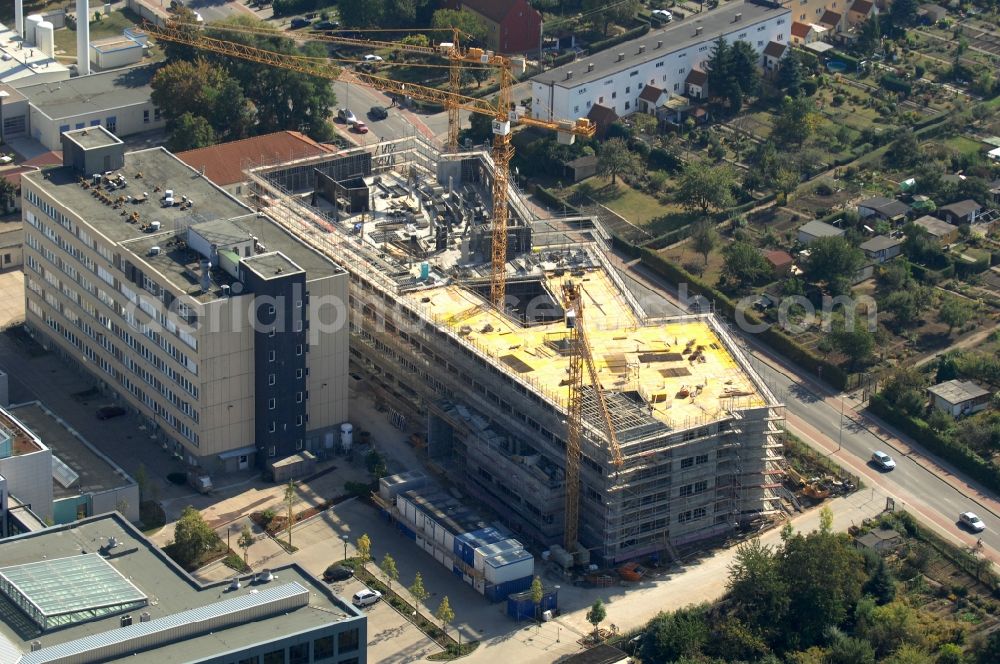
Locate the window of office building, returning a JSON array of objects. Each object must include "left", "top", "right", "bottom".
[
  {"left": 338, "top": 628, "right": 360, "bottom": 653},
  {"left": 262, "top": 650, "right": 284, "bottom": 664},
  {"left": 314, "top": 636, "right": 334, "bottom": 660},
  {"left": 288, "top": 643, "right": 309, "bottom": 664}
]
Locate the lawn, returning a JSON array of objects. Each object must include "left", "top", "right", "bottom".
[
  {"left": 938, "top": 135, "right": 985, "bottom": 159},
  {"left": 566, "top": 178, "right": 679, "bottom": 226},
  {"left": 53, "top": 8, "right": 141, "bottom": 58}
]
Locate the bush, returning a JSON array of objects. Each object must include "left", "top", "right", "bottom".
[
  {"left": 588, "top": 22, "right": 651, "bottom": 55},
  {"left": 260, "top": 508, "right": 276, "bottom": 527},
  {"left": 832, "top": 94, "right": 846, "bottom": 106},
  {"left": 801, "top": 79, "right": 818, "bottom": 96},
  {"left": 167, "top": 472, "right": 187, "bottom": 485},
  {"left": 272, "top": 0, "right": 315, "bottom": 16},
  {"left": 344, "top": 481, "right": 373, "bottom": 498},
  {"left": 881, "top": 75, "right": 913, "bottom": 96}
]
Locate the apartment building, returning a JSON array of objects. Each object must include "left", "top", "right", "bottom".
[
  {"left": 20, "top": 126, "right": 348, "bottom": 475},
  {"left": 531, "top": 0, "right": 791, "bottom": 121}
]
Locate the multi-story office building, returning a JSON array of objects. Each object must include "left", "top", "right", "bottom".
[
  {"left": 0, "top": 512, "right": 367, "bottom": 663},
  {"left": 20, "top": 127, "right": 349, "bottom": 474},
  {"left": 531, "top": 0, "right": 791, "bottom": 121}
]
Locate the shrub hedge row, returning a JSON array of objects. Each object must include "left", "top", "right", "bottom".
[
  {"left": 534, "top": 185, "right": 580, "bottom": 213},
  {"left": 868, "top": 394, "right": 1000, "bottom": 494},
  {"left": 588, "top": 23, "right": 651, "bottom": 55}
]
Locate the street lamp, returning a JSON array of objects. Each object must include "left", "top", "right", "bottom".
[{"left": 341, "top": 534, "right": 349, "bottom": 560}]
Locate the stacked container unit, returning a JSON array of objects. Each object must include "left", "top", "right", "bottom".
[
  {"left": 483, "top": 548, "right": 534, "bottom": 602},
  {"left": 507, "top": 587, "right": 559, "bottom": 620}
]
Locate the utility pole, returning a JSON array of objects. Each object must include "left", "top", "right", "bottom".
[{"left": 837, "top": 396, "right": 844, "bottom": 453}]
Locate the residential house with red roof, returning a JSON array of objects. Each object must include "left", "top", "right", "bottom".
[{"left": 443, "top": 0, "right": 542, "bottom": 54}]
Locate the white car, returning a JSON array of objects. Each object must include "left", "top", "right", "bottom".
[
  {"left": 651, "top": 9, "right": 673, "bottom": 21},
  {"left": 352, "top": 589, "right": 382, "bottom": 607},
  {"left": 871, "top": 450, "right": 896, "bottom": 471},
  {"left": 363, "top": 54, "right": 384, "bottom": 62},
  {"left": 959, "top": 512, "right": 986, "bottom": 533},
  {"left": 337, "top": 108, "right": 357, "bottom": 125}
]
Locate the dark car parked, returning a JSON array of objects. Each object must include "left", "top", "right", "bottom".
[
  {"left": 368, "top": 106, "right": 388, "bottom": 120},
  {"left": 323, "top": 565, "right": 353, "bottom": 583},
  {"left": 96, "top": 406, "right": 126, "bottom": 420},
  {"left": 313, "top": 20, "right": 339, "bottom": 30},
  {"left": 290, "top": 17, "right": 311, "bottom": 29}
]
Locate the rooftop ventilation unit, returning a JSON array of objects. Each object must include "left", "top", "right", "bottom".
[
  {"left": 148, "top": 246, "right": 161, "bottom": 256},
  {"left": 616, "top": 52, "right": 624, "bottom": 61},
  {"left": 139, "top": 612, "right": 151, "bottom": 623},
  {"left": 735, "top": 12, "right": 742, "bottom": 21},
  {"left": 565, "top": 70, "right": 573, "bottom": 80},
  {"left": 638, "top": 44, "right": 646, "bottom": 54},
  {"left": 695, "top": 25, "right": 703, "bottom": 36},
  {"left": 587, "top": 62, "right": 594, "bottom": 72}
]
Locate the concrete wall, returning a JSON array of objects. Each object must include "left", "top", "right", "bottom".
[
  {"left": 90, "top": 484, "right": 140, "bottom": 522},
  {"left": 32, "top": 101, "right": 164, "bottom": 151},
  {"left": 0, "top": 446, "right": 53, "bottom": 522},
  {"left": 304, "top": 271, "right": 349, "bottom": 446},
  {"left": 531, "top": 10, "right": 790, "bottom": 120}
]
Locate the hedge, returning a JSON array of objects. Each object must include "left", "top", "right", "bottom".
[
  {"left": 829, "top": 51, "right": 860, "bottom": 71},
  {"left": 534, "top": 185, "right": 580, "bottom": 214},
  {"left": 638, "top": 247, "right": 848, "bottom": 389},
  {"left": 880, "top": 75, "right": 912, "bottom": 96},
  {"left": 868, "top": 394, "right": 1000, "bottom": 494},
  {"left": 588, "top": 23, "right": 651, "bottom": 55},
  {"left": 550, "top": 51, "right": 577, "bottom": 68}
]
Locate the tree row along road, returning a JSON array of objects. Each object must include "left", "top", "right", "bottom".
[{"left": 620, "top": 258, "right": 1000, "bottom": 565}]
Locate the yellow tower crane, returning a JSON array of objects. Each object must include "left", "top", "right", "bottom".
[
  {"left": 561, "top": 281, "right": 623, "bottom": 555},
  {"left": 143, "top": 21, "right": 596, "bottom": 310}
]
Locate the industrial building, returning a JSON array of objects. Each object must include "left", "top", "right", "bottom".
[
  {"left": 379, "top": 471, "right": 536, "bottom": 602},
  {"left": 20, "top": 126, "right": 349, "bottom": 475},
  {"left": 531, "top": 0, "right": 791, "bottom": 121},
  {"left": 239, "top": 133, "right": 784, "bottom": 565},
  {"left": 0, "top": 512, "right": 367, "bottom": 663}
]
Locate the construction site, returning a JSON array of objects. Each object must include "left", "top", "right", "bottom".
[{"left": 239, "top": 133, "right": 786, "bottom": 567}]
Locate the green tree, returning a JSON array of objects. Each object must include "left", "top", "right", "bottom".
[
  {"left": 706, "top": 616, "right": 770, "bottom": 662},
  {"left": 827, "top": 631, "right": 876, "bottom": 664},
  {"left": 171, "top": 506, "right": 219, "bottom": 568},
  {"left": 721, "top": 241, "right": 771, "bottom": 292},
  {"left": 977, "top": 629, "right": 1000, "bottom": 664},
  {"left": 935, "top": 644, "right": 965, "bottom": 664},
  {"left": 583, "top": 0, "right": 640, "bottom": 36},
  {"left": 436, "top": 596, "right": 457, "bottom": 644},
  {"left": 890, "top": 0, "right": 918, "bottom": 28},
  {"left": 858, "top": 16, "right": 882, "bottom": 55},
  {"left": 431, "top": 8, "right": 488, "bottom": 42},
  {"left": 284, "top": 480, "right": 296, "bottom": 548},
  {"left": 380, "top": 553, "right": 399, "bottom": 591},
  {"left": 530, "top": 576, "right": 544, "bottom": 621},
  {"left": 884, "top": 645, "right": 935, "bottom": 664},
  {"left": 777, "top": 52, "right": 804, "bottom": 97},
  {"left": 640, "top": 605, "right": 711, "bottom": 663},
  {"left": 726, "top": 538, "right": 788, "bottom": 638},
  {"left": 676, "top": 162, "right": 736, "bottom": 215},
  {"left": 730, "top": 40, "right": 762, "bottom": 102},
  {"left": 160, "top": 6, "right": 202, "bottom": 61},
  {"left": 939, "top": 297, "right": 973, "bottom": 335},
  {"left": 832, "top": 318, "right": 876, "bottom": 367},
  {"left": 882, "top": 289, "right": 929, "bottom": 329},
  {"left": 772, "top": 96, "right": 819, "bottom": 146},
  {"left": 340, "top": 0, "right": 385, "bottom": 28},
  {"left": 166, "top": 113, "right": 216, "bottom": 152},
  {"left": 463, "top": 107, "right": 494, "bottom": 144},
  {"left": 409, "top": 572, "right": 429, "bottom": 612},
  {"left": 885, "top": 130, "right": 921, "bottom": 169},
  {"left": 804, "top": 236, "right": 864, "bottom": 291},
  {"left": 586, "top": 599, "right": 607, "bottom": 639},
  {"left": 778, "top": 529, "right": 867, "bottom": 650},
  {"left": 864, "top": 556, "right": 897, "bottom": 605},
  {"left": 774, "top": 168, "right": 800, "bottom": 203},
  {"left": 356, "top": 533, "right": 372, "bottom": 567},
  {"left": 690, "top": 220, "right": 720, "bottom": 265},
  {"left": 151, "top": 59, "right": 250, "bottom": 142},
  {"left": 238, "top": 524, "right": 254, "bottom": 566},
  {"left": 597, "top": 138, "right": 635, "bottom": 185}
]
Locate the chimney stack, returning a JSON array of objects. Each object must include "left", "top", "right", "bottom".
[
  {"left": 565, "top": 70, "right": 573, "bottom": 80},
  {"left": 735, "top": 13, "right": 742, "bottom": 22},
  {"left": 76, "top": 0, "right": 90, "bottom": 76},
  {"left": 638, "top": 44, "right": 646, "bottom": 54},
  {"left": 587, "top": 62, "right": 594, "bottom": 72},
  {"left": 14, "top": 0, "right": 23, "bottom": 39},
  {"left": 617, "top": 52, "right": 624, "bottom": 61},
  {"left": 695, "top": 26, "right": 704, "bottom": 36},
  {"left": 656, "top": 40, "right": 663, "bottom": 49}
]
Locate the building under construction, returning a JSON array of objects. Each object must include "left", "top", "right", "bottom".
[{"left": 244, "top": 135, "right": 784, "bottom": 566}]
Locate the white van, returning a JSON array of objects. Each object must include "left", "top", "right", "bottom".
[{"left": 352, "top": 589, "right": 382, "bottom": 607}]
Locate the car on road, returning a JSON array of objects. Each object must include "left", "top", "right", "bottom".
[
  {"left": 363, "top": 54, "right": 384, "bottom": 62},
  {"left": 352, "top": 589, "right": 382, "bottom": 607},
  {"left": 352, "top": 122, "right": 369, "bottom": 134},
  {"left": 959, "top": 512, "right": 986, "bottom": 532},
  {"left": 337, "top": 108, "right": 357, "bottom": 124},
  {"left": 290, "top": 18, "right": 311, "bottom": 29},
  {"left": 651, "top": 9, "right": 673, "bottom": 21},
  {"left": 313, "top": 20, "right": 339, "bottom": 30},
  {"left": 323, "top": 565, "right": 353, "bottom": 583},
  {"left": 96, "top": 405, "right": 126, "bottom": 420},
  {"left": 368, "top": 105, "right": 388, "bottom": 120},
  {"left": 871, "top": 450, "right": 896, "bottom": 471}
]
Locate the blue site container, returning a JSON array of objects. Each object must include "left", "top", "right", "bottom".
[
  {"left": 484, "top": 575, "right": 533, "bottom": 603},
  {"left": 397, "top": 523, "right": 416, "bottom": 540},
  {"left": 506, "top": 589, "right": 558, "bottom": 620},
  {"left": 452, "top": 565, "right": 463, "bottom": 578}
]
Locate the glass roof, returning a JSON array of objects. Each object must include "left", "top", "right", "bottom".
[{"left": 0, "top": 554, "right": 147, "bottom": 622}]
